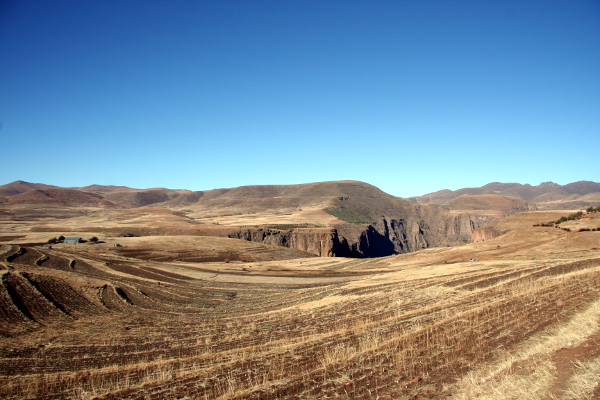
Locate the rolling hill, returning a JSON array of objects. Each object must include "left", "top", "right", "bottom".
[
  {"left": 0, "top": 181, "right": 59, "bottom": 197},
  {"left": 0, "top": 188, "right": 120, "bottom": 208},
  {"left": 409, "top": 180, "right": 600, "bottom": 210}
]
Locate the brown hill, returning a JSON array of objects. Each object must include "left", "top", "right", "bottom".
[
  {"left": 101, "top": 189, "right": 190, "bottom": 208},
  {"left": 76, "top": 184, "right": 139, "bottom": 193},
  {"left": 410, "top": 180, "right": 600, "bottom": 210},
  {"left": 159, "top": 180, "right": 411, "bottom": 217},
  {"left": 76, "top": 185, "right": 193, "bottom": 208},
  {"left": 0, "top": 188, "right": 120, "bottom": 208},
  {"left": 0, "top": 182, "right": 192, "bottom": 209},
  {"left": 0, "top": 180, "right": 59, "bottom": 196},
  {"left": 447, "top": 194, "right": 536, "bottom": 216},
  {"left": 561, "top": 180, "right": 600, "bottom": 195}
]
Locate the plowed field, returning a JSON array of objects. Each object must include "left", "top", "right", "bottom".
[{"left": 1, "top": 227, "right": 599, "bottom": 399}]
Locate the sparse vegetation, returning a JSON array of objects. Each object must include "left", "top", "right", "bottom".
[
  {"left": 323, "top": 207, "right": 369, "bottom": 224},
  {"left": 552, "top": 210, "right": 584, "bottom": 225},
  {"left": 538, "top": 210, "right": 587, "bottom": 226}
]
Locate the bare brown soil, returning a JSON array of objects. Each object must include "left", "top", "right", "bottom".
[
  {"left": 0, "top": 236, "right": 25, "bottom": 242},
  {"left": 0, "top": 209, "right": 599, "bottom": 399}
]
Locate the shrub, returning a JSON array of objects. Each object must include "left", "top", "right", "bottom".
[{"left": 546, "top": 210, "right": 585, "bottom": 226}]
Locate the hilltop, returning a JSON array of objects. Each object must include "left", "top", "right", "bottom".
[
  {"left": 0, "top": 188, "right": 120, "bottom": 208},
  {"left": 409, "top": 180, "right": 600, "bottom": 210}
]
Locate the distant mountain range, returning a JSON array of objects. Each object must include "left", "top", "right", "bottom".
[
  {"left": 408, "top": 181, "right": 600, "bottom": 210},
  {"left": 1, "top": 180, "right": 598, "bottom": 210}
]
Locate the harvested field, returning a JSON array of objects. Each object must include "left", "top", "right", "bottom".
[{"left": 0, "top": 224, "right": 599, "bottom": 399}]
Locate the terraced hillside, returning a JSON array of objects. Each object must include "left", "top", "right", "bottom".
[{"left": 1, "top": 215, "right": 599, "bottom": 399}]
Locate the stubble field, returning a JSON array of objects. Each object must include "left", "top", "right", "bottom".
[{"left": 1, "top": 212, "right": 600, "bottom": 399}]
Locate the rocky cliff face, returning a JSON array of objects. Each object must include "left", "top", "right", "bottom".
[
  {"left": 226, "top": 209, "right": 506, "bottom": 258},
  {"left": 471, "top": 226, "right": 505, "bottom": 242},
  {"left": 331, "top": 211, "right": 498, "bottom": 257},
  {"left": 228, "top": 228, "right": 339, "bottom": 256}
]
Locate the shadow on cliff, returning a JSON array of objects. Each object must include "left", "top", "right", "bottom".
[{"left": 333, "top": 225, "right": 396, "bottom": 258}]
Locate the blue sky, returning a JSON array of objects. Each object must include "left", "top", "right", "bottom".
[{"left": 1, "top": 0, "right": 599, "bottom": 197}]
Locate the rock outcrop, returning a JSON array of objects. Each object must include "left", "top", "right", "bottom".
[
  {"left": 228, "top": 228, "right": 337, "bottom": 257},
  {"left": 226, "top": 210, "right": 508, "bottom": 258},
  {"left": 471, "top": 226, "right": 506, "bottom": 242}
]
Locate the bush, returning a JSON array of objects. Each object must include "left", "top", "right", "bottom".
[
  {"left": 47, "top": 237, "right": 57, "bottom": 244},
  {"left": 546, "top": 210, "right": 585, "bottom": 226}
]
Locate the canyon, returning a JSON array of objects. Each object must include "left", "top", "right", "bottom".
[{"left": 0, "top": 179, "right": 556, "bottom": 258}]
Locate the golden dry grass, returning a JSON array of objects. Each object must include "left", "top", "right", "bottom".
[{"left": 0, "top": 211, "right": 599, "bottom": 399}]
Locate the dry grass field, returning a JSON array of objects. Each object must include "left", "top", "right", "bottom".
[{"left": 0, "top": 211, "right": 599, "bottom": 399}]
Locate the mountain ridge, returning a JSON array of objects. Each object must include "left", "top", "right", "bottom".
[
  {"left": 3, "top": 179, "right": 598, "bottom": 206},
  {"left": 409, "top": 180, "right": 600, "bottom": 210}
]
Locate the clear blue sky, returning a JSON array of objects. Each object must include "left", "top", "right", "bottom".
[{"left": 1, "top": 0, "right": 599, "bottom": 197}]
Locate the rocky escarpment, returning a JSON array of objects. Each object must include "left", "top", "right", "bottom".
[
  {"left": 227, "top": 210, "right": 503, "bottom": 258},
  {"left": 227, "top": 228, "right": 338, "bottom": 257},
  {"left": 331, "top": 212, "right": 499, "bottom": 257},
  {"left": 471, "top": 226, "right": 506, "bottom": 242},
  {"left": 226, "top": 194, "right": 538, "bottom": 258}
]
